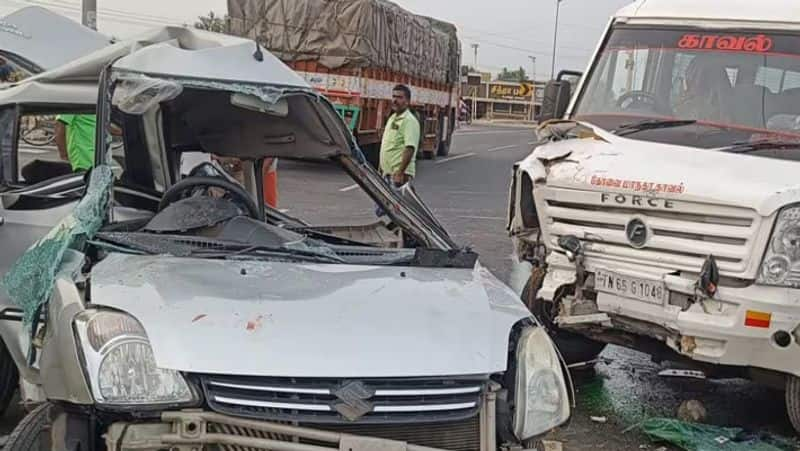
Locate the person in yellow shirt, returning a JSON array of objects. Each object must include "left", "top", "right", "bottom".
[{"left": 379, "top": 84, "right": 420, "bottom": 187}]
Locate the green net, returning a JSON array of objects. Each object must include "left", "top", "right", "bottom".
[
  {"left": 642, "top": 418, "right": 797, "bottom": 451},
  {"left": 2, "top": 165, "right": 114, "bottom": 324}
]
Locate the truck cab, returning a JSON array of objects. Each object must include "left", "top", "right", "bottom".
[{"left": 508, "top": 0, "right": 800, "bottom": 433}]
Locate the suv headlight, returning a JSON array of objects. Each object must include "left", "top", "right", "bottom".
[
  {"left": 74, "top": 310, "right": 197, "bottom": 407},
  {"left": 759, "top": 205, "right": 800, "bottom": 287},
  {"left": 513, "top": 326, "right": 570, "bottom": 440}
]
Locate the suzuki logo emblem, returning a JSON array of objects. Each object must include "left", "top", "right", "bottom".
[
  {"left": 625, "top": 218, "right": 649, "bottom": 249},
  {"left": 332, "top": 381, "right": 375, "bottom": 421}
]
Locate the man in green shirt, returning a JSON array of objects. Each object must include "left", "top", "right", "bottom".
[
  {"left": 379, "top": 84, "right": 420, "bottom": 186},
  {"left": 55, "top": 114, "right": 96, "bottom": 171}
]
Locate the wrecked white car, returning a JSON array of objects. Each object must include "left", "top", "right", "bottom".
[
  {"left": 508, "top": 0, "right": 800, "bottom": 435},
  {"left": 0, "top": 5, "right": 112, "bottom": 417},
  {"left": 0, "top": 27, "right": 570, "bottom": 450}
]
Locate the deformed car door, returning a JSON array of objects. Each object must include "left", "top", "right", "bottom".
[{"left": 0, "top": 106, "right": 82, "bottom": 308}]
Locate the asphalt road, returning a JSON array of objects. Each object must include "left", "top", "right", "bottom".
[{"left": 7, "top": 126, "right": 799, "bottom": 449}]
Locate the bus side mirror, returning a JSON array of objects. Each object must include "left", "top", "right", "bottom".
[{"left": 540, "top": 80, "right": 572, "bottom": 123}]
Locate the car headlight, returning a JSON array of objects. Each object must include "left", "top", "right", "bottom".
[
  {"left": 513, "top": 326, "right": 570, "bottom": 440},
  {"left": 74, "top": 310, "right": 197, "bottom": 407},
  {"left": 759, "top": 206, "right": 800, "bottom": 287}
]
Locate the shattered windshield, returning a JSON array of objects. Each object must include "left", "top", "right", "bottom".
[
  {"left": 89, "top": 73, "right": 462, "bottom": 266},
  {"left": 574, "top": 27, "right": 800, "bottom": 149}
]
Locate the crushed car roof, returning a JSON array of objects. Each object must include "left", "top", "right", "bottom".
[
  {"left": 0, "top": 6, "right": 110, "bottom": 72},
  {"left": 24, "top": 26, "right": 312, "bottom": 89},
  {"left": 0, "top": 81, "right": 96, "bottom": 107},
  {"left": 5, "top": 26, "right": 353, "bottom": 160}
]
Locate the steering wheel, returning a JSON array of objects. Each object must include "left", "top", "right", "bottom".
[
  {"left": 617, "top": 91, "right": 660, "bottom": 112},
  {"left": 158, "top": 176, "right": 263, "bottom": 220}
]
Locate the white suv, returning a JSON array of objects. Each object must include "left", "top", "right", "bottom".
[{"left": 509, "top": 0, "right": 800, "bottom": 434}]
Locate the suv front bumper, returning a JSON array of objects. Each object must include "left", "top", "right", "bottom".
[{"left": 539, "top": 253, "right": 800, "bottom": 377}]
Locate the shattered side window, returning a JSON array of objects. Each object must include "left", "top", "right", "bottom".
[
  {"left": 0, "top": 107, "right": 17, "bottom": 184},
  {"left": 2, "top": 165, "right": 114, "bottom": 324}
]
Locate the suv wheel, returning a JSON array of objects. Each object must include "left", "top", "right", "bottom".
[
  {"left": 786, "top": 375, "right": 800, "bottom": 434},
  {"left": 522, "top": 275, "right": 606, "bottom": 364}
]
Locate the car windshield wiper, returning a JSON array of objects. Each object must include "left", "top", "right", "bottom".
[
  {"left": 612, "top": 119, "right": 697, "bottom": 136},
  {"left": 717, "top": 138, "right": 800, "bottom": 154},
  {"left": 189, "top": 243, "right": 345, "bottom": 264},
  {"left": 94, "top": 232, "right": 345, "bottom": 263}
]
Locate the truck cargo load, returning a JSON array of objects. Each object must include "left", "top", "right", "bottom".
[
  {"left": 227, "top": 0, "right": 459, "bottom": 84},
  {"left": 227, "top": 0, "right": 461, "bottom": 164}
]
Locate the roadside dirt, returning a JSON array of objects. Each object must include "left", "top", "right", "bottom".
[{"left": 547, "top": 345, "right": 795, "bottom": 450}]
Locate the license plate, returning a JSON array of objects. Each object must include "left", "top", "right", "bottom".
[{"left": 594, "top": 269, "right": 667, "bottom": 305}]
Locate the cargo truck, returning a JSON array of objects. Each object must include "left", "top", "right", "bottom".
[{"left": 227, "top": 0, "right": 461, "bottom": 165}]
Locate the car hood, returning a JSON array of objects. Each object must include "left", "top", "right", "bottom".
[
  {"left": 521, "top": 122, "right": 800, "bottom": 216},
  {"left": 90, "top": 253, "right": 530, "bottom": 378}
]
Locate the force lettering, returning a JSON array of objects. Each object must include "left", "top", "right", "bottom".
[{"left": 601, "top": 193, "right": 675, "bottom": 209}]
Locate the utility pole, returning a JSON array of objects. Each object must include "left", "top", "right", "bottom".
[
  {"left": 82, "top": 0, "right": 97, "bottom": 30},
  {"left": 551, "top": 0, "right": 563, "bottom": 79},
  {"left": 471, "top": 44, "right": 479, "bottom": 123},
  {"left": 528, "top": 56, "right": 537, "bottom": 121}
]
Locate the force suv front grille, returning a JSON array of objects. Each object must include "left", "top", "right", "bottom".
[
  {"left": 536, "top": 187, "right": 764, "bottom": 277},
  {"left": 200, "top": 375, "right": 486, "bottom": 425}
]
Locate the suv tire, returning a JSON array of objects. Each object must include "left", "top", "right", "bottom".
[{"left": 786, "top": 375, "right": 800, "bottom": 434}]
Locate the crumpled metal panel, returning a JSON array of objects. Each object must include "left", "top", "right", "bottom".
[
  {"left": 2, "top": 165, "right": 113, "bottom": 324},
  {"left": 227, "top": 0, "right": 460, "bottom": 84},
  {"left": 112, "top": 73, "right": 183, "bottom": 115}
]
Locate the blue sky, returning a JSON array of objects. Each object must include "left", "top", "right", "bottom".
[{"left": 1, "top": 0, "right": 633, "bottom": 79}]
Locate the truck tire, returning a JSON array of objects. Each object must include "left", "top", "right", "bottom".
[
  {"left": 786, "top": 375, "right": 800, "bottom": 434},
  {"left": 4, "top": 402, "right": 52, "bottom": 451},
  {"left": 436, "top": 112, "right": 451, "bottom": 157},
  {"left": 0, "top": 339, "right": 19, "bottom": 415},
  {"left": 522, "top": 275, "right": 606, "bottom": 365},
  {"left": 437, "top": 139, "right": 450, "bottom": 157}
]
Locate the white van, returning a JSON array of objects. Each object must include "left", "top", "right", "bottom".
[{"left": 508, "top": 0, "right": 800, "bottom": 433}]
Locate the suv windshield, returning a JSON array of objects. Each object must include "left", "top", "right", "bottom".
[{"left": 574, "top": 27, "right": 800, "bottom": 148}]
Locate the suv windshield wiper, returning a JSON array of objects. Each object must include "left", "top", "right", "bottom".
[
  {"left": 189, "top": 243, "right": 346, "bottom": 264},
  {"left": 612, "top": 119, "right": 697, "bottom": 137},
  {"left": 717, "top": 138, "right": 800, "bottom": 154}
]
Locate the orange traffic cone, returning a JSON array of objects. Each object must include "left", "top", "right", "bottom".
[{"left": 263, "top": 158, "right": 278, "bottom": 208}]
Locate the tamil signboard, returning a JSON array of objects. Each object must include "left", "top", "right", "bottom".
[{"left": 488, "top": 82, "right": 535, "bottom": 101}]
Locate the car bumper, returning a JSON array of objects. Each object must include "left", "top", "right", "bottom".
[
  {"left": 104, "top": 392, "right": 499, "bottom": 451},
  {"left": 540, "top": 253, "right": 800, "bottom": 377}
]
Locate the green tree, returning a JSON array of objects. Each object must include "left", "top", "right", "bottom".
[
  {"left": 460, "top": 65, "right": 477, "bottom": 76},
  {"left": 195, "top": 11, "right": 229, "bottom": 33},
  {"left": 496, "top": 66, "right": 529, "bottom": 82}
]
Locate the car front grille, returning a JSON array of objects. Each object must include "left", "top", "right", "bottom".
[
  {"left": 205, "top": 414, "right": 481, "bottom": 451},
  {"left": 536, "top": 187, "right": 766, "bottom": 277},
  {"left": 200, "top": 375, "right": 486, "bottom": 425}
]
